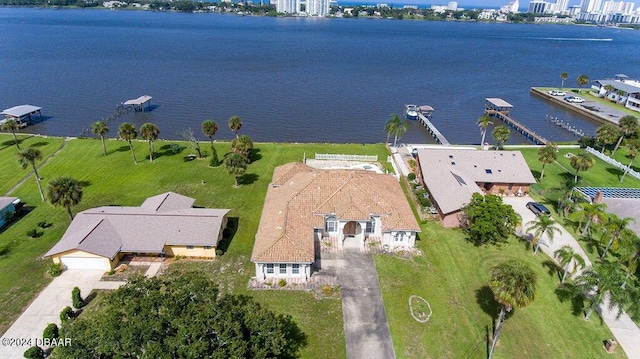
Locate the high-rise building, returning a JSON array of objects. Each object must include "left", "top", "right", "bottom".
[
  {"left": 276, "top": 0, "right": 300, "bottom": 13},
  {"left": 579, "top": 0, "right": 603, "bottom": 13},
  {"left": 528, "top": 0, "right": 550, "bottom": 13},
  {"left": 307, "top": 0, "right": 330, "bottom": 15},
  {"left": 554, "top": 0, "right": 568, "bottom": 13},
  {"left": 500, "top": 0, "right": 519, "bottom": 13}
]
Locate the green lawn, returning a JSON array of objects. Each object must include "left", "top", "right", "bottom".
[
  {"left": 376, "top": 221, "right": 625, "bottom": 359},
  {"left": 0, "top": 136, "right": 387, "bottom": 357}
]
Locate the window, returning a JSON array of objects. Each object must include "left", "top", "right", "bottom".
[
  {"left": 365, "top": 217, "right": 375, "bottom": 233},
  {"left": 508, "top": 183, "right": 513, "bottom": 190},
  {"left": 325, "top": 215, "right": 337, "bottom": 232},
  {"left": 279, "top": 264, "right": 287, "bottom": 274},
  {"left": 204, "top": 246, "right": 212, "bottom": 250},
  {"left": 186, "top": 245, "right": 194, "bottom": 249},
  {"left": 292, "top": 264, "right": 300, "bottom": 274},
  {"left": 394, "top": 232, "right": 406, "bottom": 242},
  {"left": 266, "top": 264, "right": 274, "bottom": 274}
]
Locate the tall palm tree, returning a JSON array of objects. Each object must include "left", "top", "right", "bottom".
[
  {"left": 603, "top": 84, "right": 615, "bottom": 99},
  {"left": 596, "top": 124, "right": 620, "bottom": 153},
  {"left": 576, "top": 74, "right": 589, "bottom": 92},
  {"left": 570, "top": 153, "right": 595, "bottom": 183},
  {"left": 118, "top": 123, "right": 138, "bottom": 164},
  {"left": 612, "top": 115, "right": 638, "bottom": 155},
  {"left": 140, "top": 123, "right": 160, "bottom": 162},
  {"left": 554, "top": 245, "right": 586, "bottom": 284},
  {"left": 91, "top": 120, "right": 109, "bottom": 156},
  {"left": 621, "top": 139, "right": 640, "bottom": 182},
  {"left": 1, "top": 119, "right": 21, "bottom": 149},
  {"left": 620, "top": 233, "right": 640, "bottom": 289},
  {"left": 560, "top": 72, "right": 568, "bottom": 89},
  {"left": 231, "top": 134, "right": 254, "bottom": 162},
  {"left": 477, "top": 114, "right": 493, "bottom": 147},
  {"left": 384, "top": 113, "right": 407, "bottom": 148},
  {"left": 17, "top": 147, "right": 45, "bottom": 201},
  {"left": 537, "top": 142, "right": 558, "bottom": 180},
  {"left": 574, "top": 261, "right": 632, "bottom": 320},
  {"left": 491, "top": 126, "right": 510, "bottom": 150},
  {"left": 201, "top": 119, "right": 218, "bottom": 148},
  {"left": 572, "top": 201, "right": 607, "bottom": 237},
  {"left": 228, "top": 116, "right": 242, "bottom": 139},
  {"left": 600, "top": 214, "right": 635, "bottom": 259},
  {"left": 47, "top": 176, "right": 83, "bottom": 221},
  {"left": 488, "top": 260, "right": 537, "bottom": 359},
  {"left": 224, "top": 152, "right": 248, "bottom": 187},
  {"left": 526, "top": 215, "right": 562, "bottom": 255}
]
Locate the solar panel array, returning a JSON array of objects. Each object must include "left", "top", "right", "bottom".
[{"left": 575, "top": 187, "right": 640, "bottom": 199}]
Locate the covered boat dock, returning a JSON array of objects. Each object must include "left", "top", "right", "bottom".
[
  {"left": 121, "top": 95, "right": 152, "bottom": 112},
  {"left": 1, "top": 105, "right": 43, "bottom": 128}
]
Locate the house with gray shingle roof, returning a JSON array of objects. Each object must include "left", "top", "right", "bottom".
[
  {"left": 251, "top": 163, "right": 420, "bottom": 282},
  {"left": 416, "top": 148, "right": 536, "bottom": 227},
  {"left": 44, "top": 192, "right": 229, "bottom": 271},
  {"left": 0, "top": 196, "right": 20, "bottom": 228}
]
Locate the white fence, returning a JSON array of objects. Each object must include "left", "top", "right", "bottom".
[
  {"left": 585, "top": 146, "right": 640, "bottom": 180},
  {"left": 314, "top": 153, "right": 378, "bottom": 162}
]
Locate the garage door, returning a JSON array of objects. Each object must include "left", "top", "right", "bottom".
[{"left": 60, "top": 257, "right": 107, "bottom": 270}]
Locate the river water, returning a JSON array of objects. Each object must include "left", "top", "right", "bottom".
[{"left": 1, "top": 8, "right": 639, "bottom": 144}]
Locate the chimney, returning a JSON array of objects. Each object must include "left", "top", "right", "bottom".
[{"left": 593, "top": 190, "right": 604, "bottom": 203}]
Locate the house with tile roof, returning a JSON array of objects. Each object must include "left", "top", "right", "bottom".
[
  {"left": 415, "top": 148, "right": 536, "bottom": 227},
  {"left": 44, "top": 192, "right": 229, "bottom": 270},
  {"left": 251, "top": 163, "right": 420, "bottom": 282}
]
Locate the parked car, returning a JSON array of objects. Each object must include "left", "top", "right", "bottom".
[
  {"left": 526, "top": 202, "right": 551, "bottom": 216},
  {"left": 548, "top": 90, "right": 566, "bottom": 96},
  {"left": 564, "top": 96, "right": 585, "bottom": 103}
]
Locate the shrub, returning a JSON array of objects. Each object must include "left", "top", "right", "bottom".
[
  {"left": 43, "top": 323, "right": 59, "bottom": 340},
  {"left": 215, "top": 249, "right": 223, "bottom": 256},
  {"left": 23, "top": 346, "right": 45, "bottom": 359},
  {"left": 72, "top": 287, "right": 84, "bottom": 309},
  {"left": 26, "top": 228, "right": 43, "bottom": 238},
  {"left": 107, "top": 269, "right": 116, "bottom": 276},
  {"left": 169, "top": 143, "right": 184, "bottom": 154},
  {"left": 48, "top": 262, "right": 62, "bottom": 277},
  {"left": 37, "top": 221, "right": 49, "bottom": 228},
  {"left": 578, "top": 136, "right": 598, "bottom": 149},
  {"left": 60, "top": 306, "right": 74, "bottom": 323},
  {"left": 408, "top": 159, "right": 417, "bottom": 171},
  {"left": 209, "top": 146, "right": 220, "bottom": 167},
  {"left": 278, "top": 279, "right": 287, "bottom": 287},
  {"left": 407, "top": 172, "right": 416, "bottom": 181}
]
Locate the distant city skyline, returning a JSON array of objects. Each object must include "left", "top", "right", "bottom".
[{"left": 396, "top": 0, "right": 640, "bottom": 8}]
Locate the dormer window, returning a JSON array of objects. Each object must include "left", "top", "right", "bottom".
[
  {"left": 366, "top": 217, "right": 376, "bottom": 233},
  {"left": 325, "top": 215, "right": 337, "bottom": 232}
]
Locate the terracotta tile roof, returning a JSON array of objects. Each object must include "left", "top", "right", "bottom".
[
  {"left": 251, "top": 164, "right": 420, "bottom": 263},
  {"left": 44, "top": 192, "right": 229, "bottom": 259}
]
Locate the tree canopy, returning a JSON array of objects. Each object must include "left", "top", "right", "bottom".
[
  {"left": 56, "top": 272, "right": 307, "bottom": 358},
  {"left": 461, "top": 193, "right": 521, "bottom": 246},
  {"left": 47, "top": 176, "right": 83, "bottom": 221}
]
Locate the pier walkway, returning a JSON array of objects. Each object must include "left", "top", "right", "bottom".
[
  {"left": 417, "top": 110, "right": 449, "bottom": 146},
  {"left": 485, "top": 98, "right": 548, "bottom": 145}
]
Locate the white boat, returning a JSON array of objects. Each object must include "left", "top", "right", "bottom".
[{"left": 404, "top": 104, "right": 418, "bottom": 120}]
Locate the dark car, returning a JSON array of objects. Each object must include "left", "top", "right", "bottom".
[{"left": 526, "top": 202, "right": 550, "bottom": 216}]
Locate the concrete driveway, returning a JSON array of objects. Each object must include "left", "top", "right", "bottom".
[
  {"left": 323, "top": 252, "right": 395, "bottom": 359},
  {"left": 0, "top": 270, "right": 106, "bottom": 359}
]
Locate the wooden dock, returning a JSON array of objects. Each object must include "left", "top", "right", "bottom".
[
  {"left": 416, "top": 106, "right": 449, "bottom": 145},
  {"left": 484, "top": 98, "right": 548, "bottom": 145}
]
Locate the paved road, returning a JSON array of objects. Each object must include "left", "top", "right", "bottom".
[
  {"left": 505, "top": 196, "right": 640, "bottom": 359},
  {"left": 322, "top": 251, "right": 396, "bottom": 359}
]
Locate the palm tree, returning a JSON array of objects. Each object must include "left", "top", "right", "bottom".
[
  {"left": 576, "top": 74, "right": 589, "bottom": 92},
  {"left": 488, "top": 260, "right": 537, "bottom": 359},
  {"left": 384, "top": 113, "right": 407, "bottom": 148},
  {"left": 600, "top": 214, "right": 635, "bottom": 259},
  {"left": 554, "top": 245, "right": 586, "bottom": 284},
  {"left": 572, "top": 201, "right": 607, "bottom": 237},
  {"left": 526, "top": 215, "right": 562, "bottom": 255},
  {"left": 537, "top": 142, "right": 558, "bottom": 180},
  {"left": 228, "top": 116, "right": 242, "bottom": 139},
  {"left": 231, "top": 134, "right": 254, "bottom": 162},
  {"left": 140, "top": 123, "right": 160, "bottom": 162},
  {"left": 17, "top": 148, "right": 45, "bottom": 201},
  {"left": 612, "top": 115, "right": 638, "bottom": 155},
  {"left": 621, "top": 139, "right": 640, "bottom": 182},
  {"left": 118, "top": 123, "right": 138, "bottom": 164},
  {"left": 477, "top": 114, "right": 493, "bottom": 147},
  {"left": 91, "top": 120, "right": 109, "bottom": 156},
  {"left": 619, "top": 233, "right": 640, "bottom": 289},
  {"left": 596, "top": 124, "right": 620, "bottom": 153},
  {"left": 47, "top": 176, "right": 83, "bottom": 221},
  {"left": 224, "top": 152, "right": 248, "bottom": 187},
  {"left": 201, "top": 120, "right": 218, "bottom": 148},
  {"left": 491, "top": 126, "right": 510, "bottom": 149},
  {"left": 570, "top": 153, "right": 595, "bottom": 183},
  {"left": 560, "top": 72, "right": 568, "bottom": 89},
  {"left": 574, "top": 261, "right": 632, "bottom": 320},
  {"left": 1, "top": 119, "right": 21, "bottom": 149},
  {"left": 603, "top": 84, "right": 615, "bottom": 99}
]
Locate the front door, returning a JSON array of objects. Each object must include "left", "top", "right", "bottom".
[{"left": 343, "top": 221, "right": 357, "bottom": 236}]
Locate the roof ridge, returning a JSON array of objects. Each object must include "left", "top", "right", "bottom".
[
  {"left": 313, "top": 172, "right": 356, "bottom": 214},
  {"left": 77, "top": 218, "right": 107, "bottom": 245}
]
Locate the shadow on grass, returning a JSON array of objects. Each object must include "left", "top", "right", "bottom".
[
  {"left": 238, "top": 173, "right": 259, "bottom": 185},
  {"left": 475, "top": 285, "right": 502, "bottom": 319},
  {"left": 115, "top": 145, "right": 130, "bottom": 153},
  {"left": 217, "top": 217, "right": 239, "bottom": 255},
  {"left": 606, "top": 167, "right": 624, "bottom": 179},
  {"left": 84, "top": 290, "right": 99, "bottom": 306},
  {"left": 153, "top": 144, "right": 186, "bottom": 160},
  {"left": 79, "top": 180, "right": 92, "bottom": 188},
  {"left": 531, "top": 170, "right": 541, "bottom": 180},
  {"left": 554, "top": 283, "right": 586, "bottom": 317},
  {"left": 250, "top": 148, "right": 262, "bottom": 163},
  {"left": 541, "top": 259, "right": 561, "bottom": 280}
]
